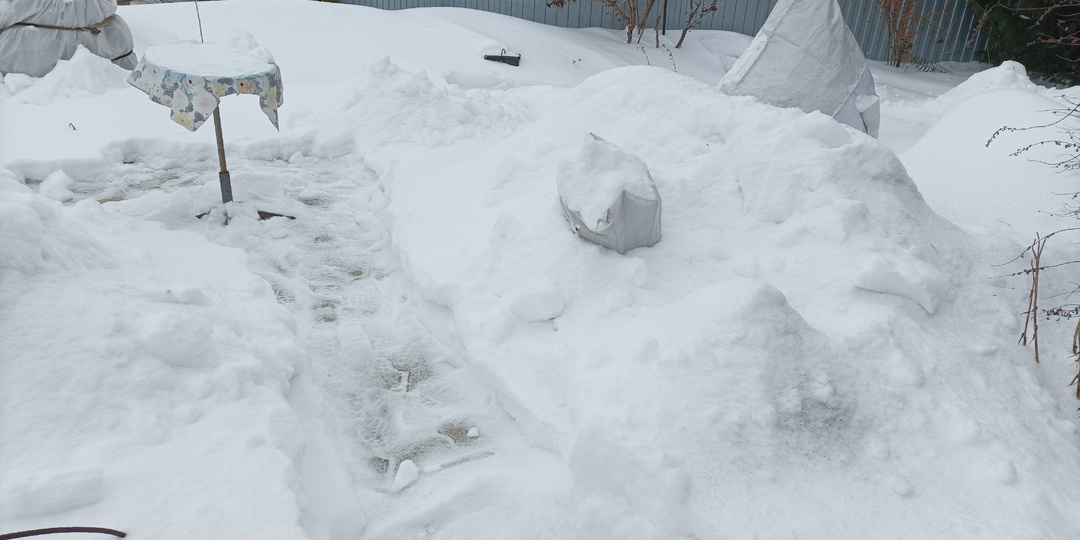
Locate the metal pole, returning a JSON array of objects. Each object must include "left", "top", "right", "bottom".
[
  {"left": 661, "top": 0, "right": 667, "bottom": 34},
  {"left": 212, "top": 107, "right": 232, "bottom": 204}
]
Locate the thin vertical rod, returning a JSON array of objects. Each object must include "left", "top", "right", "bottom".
[{"left": 194, "top": 0, "right": 205, "bottom": 42}]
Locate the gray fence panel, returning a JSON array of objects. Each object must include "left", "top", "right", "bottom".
[{"left": 342, "top": 0, "right": 993, "bottom": 62}]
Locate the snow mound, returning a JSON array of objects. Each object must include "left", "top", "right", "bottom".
[
  {"left": 329, "top": 56, "right": 530, "bottom": 148},
  {"left": 39, "top": 169, "right": 75, "bottom": 202},
  {"left": 933, "top": 61, "right": 1042, "bottom": 107},
  {"left": 385, "top": 66, "right": 1080, "bottom": 537},
  {"left": 0, "top": 183, "right": 316, "bottom": 540},
  {"left": 0, "top": 170, "right": 111, "bottom": 273},
  {"left": 903, "top": 86, "right": 1075, "bottom": 239},
  {"left": 2, "top": 45, "right": 130, "bottom": 105}
]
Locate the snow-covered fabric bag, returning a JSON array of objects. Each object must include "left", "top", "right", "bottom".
[
  {"left": 0, "top": 0, "right": 136, "bottom": 77},
  {"left": 557, "top": 134, "right": 661, "bottom": 254},
  {"left": 718, "top": 0, "right": 879, "bottom": 136}
]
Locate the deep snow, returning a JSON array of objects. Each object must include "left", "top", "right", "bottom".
[{"left": 3, "top": 2, "right": 1080, "bottom": 539}]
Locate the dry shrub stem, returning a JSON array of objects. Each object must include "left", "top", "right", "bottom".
[
  {"left": 676, "top": 0, "right": 718, "bottom": 48},
  {"left": 546, "top": 0, "right": 656, "bottom": 43},
  {"left": 548, "top": 0, "right": 714, "bottom": 46},
  {"left": 999, "top": 229, "right": 1080, "bottom": 399},
  {"left": 1020, "top": 236, "right": 1047, "bottom": 362},
  {"left": 877, "top": 0, "right": 950, "bottom": 67},
  {"left": 1072, "top": 320, "right": 1080, "bottom": 397}
]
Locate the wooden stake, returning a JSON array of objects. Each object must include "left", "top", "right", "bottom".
[{"left": 213, "top": 107, "right": 232, "bottom": 204}]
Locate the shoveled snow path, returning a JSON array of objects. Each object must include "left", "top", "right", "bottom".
[{"left": 84, "top": 141, "right": 570, "bottom": 538}]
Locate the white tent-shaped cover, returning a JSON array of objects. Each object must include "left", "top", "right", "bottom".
[
  {"left": 718, "top": 0, "right": 880, "bottom": 137},
  {"left": 0, "top": 0, "right": 136, "bottom": 77}
]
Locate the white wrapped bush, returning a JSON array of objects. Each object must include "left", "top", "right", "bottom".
[
  {"left": 556, "top": 134, "right": 661, "bottom": 254},
  {"left": 0, "top": 0, "right": 136, "bottom": 77}
]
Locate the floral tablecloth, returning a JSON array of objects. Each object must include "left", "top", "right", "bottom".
[{"left": 127, "top": 41, "right": 282, "bottom": 132}]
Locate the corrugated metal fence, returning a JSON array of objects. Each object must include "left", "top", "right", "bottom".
[{"left": 341, "top": 0, "right": 992, "bottom": 63}]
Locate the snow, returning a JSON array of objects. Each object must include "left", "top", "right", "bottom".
[
  {"left": 902, "top": 78, "right": 1077, "bottom": 241},
  {"left": 38, "top": 170, "right": 75, "bottom": 202},
  {"left": 852, "top": 252, "right": 950, "bottom": 314},
  {"left": 3, "top": 1, "right": 1080, "bottom": 539},
  {"left": 143, "top": 40, "right": 274, "bottom": 78}
]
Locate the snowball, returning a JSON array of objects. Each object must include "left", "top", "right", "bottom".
[{"left": 391, "top": 460, "right": 419, "bottom": 492}]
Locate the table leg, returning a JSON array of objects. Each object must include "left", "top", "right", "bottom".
[{"left": 213, "top": 107, "right": 233, "bottom": 204}]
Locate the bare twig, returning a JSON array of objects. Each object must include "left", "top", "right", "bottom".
[
  {"left": 991, "top": 227, "right": 1080, "bottom": 270},
  {"left": 987, "top": 98, "right": 1080, "bottom": 171}
]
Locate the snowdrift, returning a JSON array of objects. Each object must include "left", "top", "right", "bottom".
[
  {"left": 0, "top": 171, "right": 320, "bottom": 540},
  {"left": 385, "top": 66, "right": 1080, "bottom": 537},
  {"left": 902, "top": 61, "right": 1080, "bottom": 241},
  {"left": 3, "top": 2, "right": 1080, "bottom": 539}
]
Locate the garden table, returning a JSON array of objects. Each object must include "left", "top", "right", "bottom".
[{"left": 126, "top": 41, "right": 283, "bottom": 204}]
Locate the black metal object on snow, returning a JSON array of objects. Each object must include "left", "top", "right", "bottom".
[
  {"left": 483, "top": 49, "right": 520, "bottom": 66},
  {"left": 0, "top": 527, "right": 127, "bottom": 540}
]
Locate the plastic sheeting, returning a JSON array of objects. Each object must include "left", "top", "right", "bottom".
[
  {"left": 718, "top": 0, "right": 879, "bottom": 136},
  {"left": 834, "top": 65, "right": 880, "bottom": 137},
  {"left": 0, "top": 0, "right": 136, "bottom": 77},
  {"left": 557, "top": 134, "right": 662, "bottom": 255}
]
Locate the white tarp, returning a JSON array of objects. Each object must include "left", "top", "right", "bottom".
[
  {"left": 718, "top": 0, "right": 880, "bottom": 136},
  {"left": 0, "top": 0, "right": 136, "bottom": 77},
  {"left": 557, "top": 134, "right": 662, "bottom": 255}
]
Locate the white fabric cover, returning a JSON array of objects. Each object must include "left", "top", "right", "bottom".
[
  {"left": 557, "top": 134, "right": 662, "bottom": 255},
  {"left": 0, "top": 0, "right": 136, "bottom": 77},
  {"left": 718, "top": 0, "right": 879, "bottom": 136}
]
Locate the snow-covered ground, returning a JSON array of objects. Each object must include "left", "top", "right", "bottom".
[{"left": 3, "top": 1, "right": 1080, "bottom": 538}]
